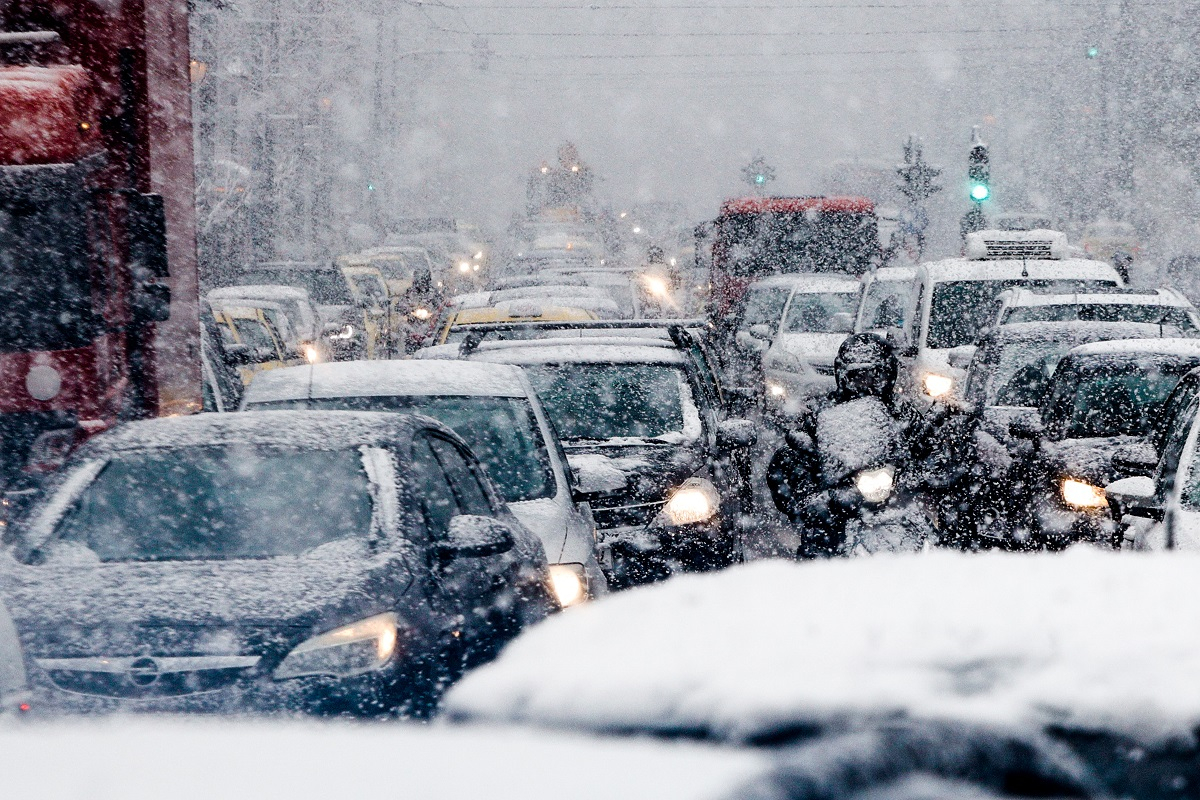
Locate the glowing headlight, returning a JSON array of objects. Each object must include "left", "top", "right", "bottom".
[
  {"left": 662, "top": 479, "right": 720, "bottom": 526},
  {"left": 1061, "top": 478, "right": 1107, "bottom": 509},
  {"left": 411, "top": 307, "right": 431, "bottom": 321},
  {"left": 473, "top": 251, "right": 484, "bottom": 260},
  {"left": 923, "top": 372, "right": 954, "bottom": 398},
  {"left": 548, "top": 563, "right": 588, "bottom": 608},
  {"left": 642, "top": 275, "right": 669, "bottom": 298},
  {"left": 855, "top": 466, "right": 895, "bottom": 504},
  {"left": 767, "top": 382, "right": 787, "bottom": 399},
  {"left": 458, "top": 261, "right": 471, "bottom": 273},
  {"left": 303, "top": 344, "right": 320, "bottom": 364},
  {"left": 274, "top": 612, "right": 401, "bottom": 679}
]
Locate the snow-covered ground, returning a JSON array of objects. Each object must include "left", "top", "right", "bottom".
[
  {"left": 0, "top": 719, "right": 768, "bottom": 800},
  {"left": 446, "top": 550, "right": 1200, "bottom": 745}
]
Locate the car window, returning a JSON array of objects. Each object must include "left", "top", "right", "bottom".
[
  {"left": 738, "top": 285, "right": 790, "bottom": 331},
  {"left": 232, "top": 317, "right": 276, "bottom": 352},
  {"left": 781, "top": 291, "right": 860, "bottom": 333},
  {"left": 410, "top": 436, "right": 462, "bottom": 539},
  {"left": 1005, "top": 304, "right": 1200, "bottom": 335},
  {"left": 428, "top": 435, "right": 495, "bottom": 517},
  {"left": 1154, "top": 373, "right": 1200, "bottom": 454},
  {"left": 859, "top": 280, "right": 910, "bottom": 330},
  {"left": 1047, "top": 357, "right": 1197, "bottom": 439}
]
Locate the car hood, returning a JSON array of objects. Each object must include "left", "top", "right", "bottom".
[
  {"left": 0, "top": 540, "right": 413, "bottom": 650},
  {"left": 567, "top": 444, "right": 705, "bottom": 528},
  {"left": 510, "top": 497, "right": 591, "bottom": 564},
  {"left": 1043, "top": 435, "right": 1144, "bottom": 484},
  {"left": 771, "top": 332, "right": 847, "bottom": 365}
]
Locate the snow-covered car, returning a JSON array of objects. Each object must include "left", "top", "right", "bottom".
[
  {"left": 760, "top": 275, "right": 862, "bottom": 412},
  {"left": 0, "top": 412, "right": 553, "bottom": 716},
  {"left": 242, "top": 361, "right": 606, "bottom": 607},
  {"left": 900, "top": 230, "right": 1122, "bottom": 402},
  {"left": 444, "top": 551, "right": 1200, "bottom": 798},
  {"left": 723, "top": 275, "right": 806, "bottom": 398},
  {"left": 1007, "top": 337, "right": 1200, "bottom": 548},
  {"left": 206, "top": 284, "right": 325, "bottom": 358},
  {"left": 854, "top": 265, "right": 917, "bottom": 335},
  {"left": 993, "top": 286, "right": 1200, "bottom": 334},
  {"left": 419, "top": 324, "right": 755, "bottom": 587},
  {"left": 963, "top": 321, "right": 1165, "bottom": 440}
]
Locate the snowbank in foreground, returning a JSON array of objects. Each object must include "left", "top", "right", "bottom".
[
  {"left": 0, "top": 719, "right": 764, "bottom": 800},
  {"left": 446, "top": 550, "right": 1200, "bottom": 744}
]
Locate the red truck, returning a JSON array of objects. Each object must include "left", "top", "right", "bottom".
[
  {"left": 699, "top": 196, "right": 882, "bottom": 321},
  {"left": 0, "top": 1, "right": 199, "bottom": 483}
]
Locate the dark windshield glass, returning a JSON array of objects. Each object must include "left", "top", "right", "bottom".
[
  {"left": 737, "top": 286, "right": 791, "bottom": 331},
  {"left": 53, "top": 447, "right": 374, "bottom": 561},
  {"left": 718, "top": 211, "right": 878, "bottom": 277},
  {"left": 238, "top": 269, "right": 353, "bottom": 305},
  {"left": 927, "top": 279, "right": 1118, "bottom": 349},
  {"left": 1045, "top": 357, "right": 1199, "bottom": 439},
  {"left": 860, "top": 281, "right": 911, "bottom": 330},
  {"left": 1004, "top": 304, "right": 1199, "bottom": 334},
  {"left": 251, "top": 395, "right": 554, "bottom": 502},
  {"left": 524, "top": 363, "right": 691, "bottom": 443},
  {"left": 0, "top": 181, "right": 97, "bottom": 352}
]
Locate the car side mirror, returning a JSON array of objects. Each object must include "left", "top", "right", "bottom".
[
  {"left": 1111, "top": 441, "right": 1159, "bottom": 477},
  {"left": 717, "top": 418, "right": 757, "bottom": 450},
  {"left": 830, "top": 312, "right": 855, "bottom": 334},
  {"left": 1106, "top": 476, "right": 1162, "bottom": 520},
  {"left": 568, "top": 454, "right": 627, "bottom": 504},
  {"left": 1008, "top": 415, "right": 1045, "bottom": 441},
  {"left": 438, "top": 515, "right": 515, "bottom": 558}
]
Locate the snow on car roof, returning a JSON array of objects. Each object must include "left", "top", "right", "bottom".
[
  {"left": 749, "top": 274, "right": 861, "bottom": 293},
  {"left": 1, "top": 720, "right": 768, "bottom": 800},
  {"left": 244, "top": 360, "right": 530, "bottom": 404},
  {"left": 207, "top": 284, "right": 311, "bottom": 303},
  {"left": 1067, "top": 337, "right": 1200, "bottom": 359},
  {"left": 468, "top": 341, "right": 687, "bottom": 366},
  {"left": 83, "top": 410, "right": 437, "bottom": 454},
  {"left": 920, "top": 259, "right": 1121, "bottom": 284},
  {"left": 445, "top": 551, "right": 1200, "bottom": 745},
  {"left": 865, "top": 266, "right": 917, "bottom": 282},
  {"left": 1003, "top": 287, "right": 1191, "bottom": 308}
]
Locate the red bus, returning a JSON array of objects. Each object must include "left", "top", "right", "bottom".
[
  {"left": 0, "top": 2, "right": 199, "bottom": 483},
  {"left": 701, "top": 196, "right": 882, "bottom": 320}
]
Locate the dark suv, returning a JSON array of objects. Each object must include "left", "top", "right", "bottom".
[{"left": 1, "top": 411, "right": 553, "bottom": 716}]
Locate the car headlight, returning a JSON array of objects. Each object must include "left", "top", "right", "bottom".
[
  {"left": 922, "top": 372, "right": 954, "bottom": 398},
  {"left": 767, "top": 381, "right": 787, "bottom": 399},
  {"left": 642, "top": 274, "right": 670, "bottom": 298},
  {"left": 855, "top": 466, "right": 895, "bottom": 504},
  {"left": 274, "top": 612, "right": 401, "bottom": 680},
  {"left": 548, "top": 563, "right": 588, "bottom": 608},
  {"left": 662, "top": 479, "right": 720, "bottom": 526},
  {"left": 1061, "top": 478, "right": 1107, "bottom": 509},
  {"left": 411, "top": 307, "right": 431, "bottom": 321},
  {"left": 458, "top": 261, "right": 471, "bottom": 273}
]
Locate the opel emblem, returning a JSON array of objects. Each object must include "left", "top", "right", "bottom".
[{"left": 127, "top": 657, "right": 160, "bottom": 686}]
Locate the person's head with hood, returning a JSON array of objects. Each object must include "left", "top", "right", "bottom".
[
  {"left": 834, "top": 333, "right": 898, "bottom": 402},
  {"left": 411, "top": 266, "right": 432, "bottom": 294}
]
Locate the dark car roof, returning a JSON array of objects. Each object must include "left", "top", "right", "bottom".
[{"left": 81, "top": 410, "right": 451, "bottom": 456}]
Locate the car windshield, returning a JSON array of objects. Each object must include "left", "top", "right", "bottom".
[
  {"left": 782, "top": 291, "right": 860, "bottom": 333},
  {"left": 49, "top": 447, "right": 375, "bottom": 562},
  {"left": 238, "top": 269, "right": 354, "bottom": 305},
  {"left": 1004, "top": 303, "right": 1200, "bottom": 335},
  {"left": 859, "top": 280, "right": 911, "bottom": 330},
  {"left": 978, "top": 338, "right": 1080, "bottom": 408},
  {"left": 250, "top": 395, "right": 555, "bottom": 502},
  {"left": 1045, "top": 357, "right": 1200, "bottom": 439},
  {"left": 738, "top": 285, "right": 791, "bottom": 331},
  {"left": 927, "top": 279, "right": 1118, "bottom": 349},
  {"left": 522, "top": 363, "right": 696, "bottom": 444},
  {"left": 0, "top": 178, "right": 98, "bottom": 352}
]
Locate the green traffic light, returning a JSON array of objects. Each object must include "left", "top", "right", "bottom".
[
  {"left": 970, "top": 183, "right": 990, "bottom": 202},
  {"left": 754, "top": 174, "right": 766, "bottom": 185},
  {"left": 1086, "top": 45, "right": 1099, "bottom": 59}
]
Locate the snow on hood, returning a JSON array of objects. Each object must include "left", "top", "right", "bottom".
[
  {"left": 0, "top": 540, "right": 407, "bottom": 633},
  {"left": 772, "top": 332, "right": 847, "bottom": 364},
  {"left": 445, "top": 551, "right": 1200, "bottom": 745},
  {"left": 1042, "top": 435, "right": 1142, "bottom": 484},
  {"left": 0, "top": 719, "right": 768, "bottom": 800}
]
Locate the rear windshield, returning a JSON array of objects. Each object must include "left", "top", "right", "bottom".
[
  {"left": 50, "top": 447, "right": 374, "bottom": 562},
  {"left": 238, "top": 269, "right": 353, "bottom": 305},
  {"left": 927, "top": 279, "right": 1118, "bottom": 349},
  {"left": 250, "top": 395, "right": 555, "bottom": 502},
  {"left": 1044, "top": 357, "right": 1200, "bottom": 439},
  {"left": 1003, "top": 303, "right": 1200, "bottom": 335}
]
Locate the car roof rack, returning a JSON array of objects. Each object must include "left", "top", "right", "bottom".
[{"left": 457, "top": 318, "right": 707, "bottom": 357}]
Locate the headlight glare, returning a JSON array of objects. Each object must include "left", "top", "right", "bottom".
[
  {"left": 923, "top": 372, "right": 954, "bottom": 398},
  {"left": 856, "top": 466, "right": 895, "bottom": 504},
  {"left": 548, "top": 563, "right": 588, "bottom": 608},
  {"left": 662, "top": 479, "right": 720, "bottom": 526},
  {"left": 1061, "top": 478, "right": 1107, "bottom": 509},
  {"left": 274, "top": 612, "right": 401, "bottom": 679},
  {"left": 767, "top": 382, "right": 787, "bottom": 399}
]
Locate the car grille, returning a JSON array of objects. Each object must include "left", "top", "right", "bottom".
[{"left": 36, "top": 655, "right": 261, "bottom": 698}]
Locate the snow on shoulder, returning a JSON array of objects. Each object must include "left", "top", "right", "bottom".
[{"left": 446, "top": 550, "right": 1200, "bottom": 745}]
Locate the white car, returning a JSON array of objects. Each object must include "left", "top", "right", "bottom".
[
  {"left": 855, "top": 265, "right": 917, "bottom": 335},
  {"left": 759, "top": 274, "right": 862, "bottom": 410},
  {"left": 242, "top": 360, "right": 606, "bottom": 606},
  {"left": 900, "top": 230, "right": 1122, "bottom": 402},
  {"left": 992, "top": 286, "right": 1200, "bottom": 335}
]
